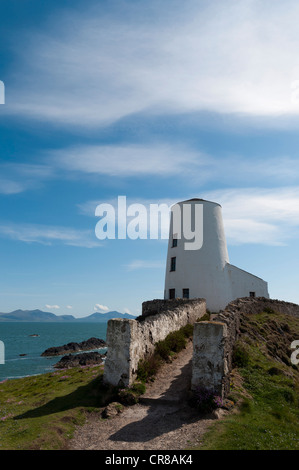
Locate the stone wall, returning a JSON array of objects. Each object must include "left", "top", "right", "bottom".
[
  {"left": 104, "top": 295, "right": 299, "bottom": 395},
  {"left": 191, "top": 321, "right": 228, "bottom": 398},
  {"left": 191, "top": 296, "right": 299, "bottom": 398},
  {"left": 218, "top": 297, "right": 299, "bottom": 318},
  {"left": 103, "top": 298, "right": 206, "bottom": 387},
  {"left": 141, "top": 298, "right": 208, "bottom": 319}
]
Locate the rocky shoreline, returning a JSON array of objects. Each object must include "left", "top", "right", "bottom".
[
  {"left": 41, "top": 337, "right": 106, "bottom": 357},
  {"left": 53, "top": 351, "right": 105, "bottom": 369}
]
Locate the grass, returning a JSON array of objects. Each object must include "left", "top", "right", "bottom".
[
  {"left": 118, "top": 382, "right": 147, "bottom": 405},
  {"left": 0, "top": 363, "right": 117, "bottom": 450},
  {"left": 195, "top": 310, "right": 299, "bottom": 450}
]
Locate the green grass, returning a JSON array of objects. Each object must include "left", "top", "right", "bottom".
[
  {"left": 0, "top": 364, "right": 116, "bottom": 450},
  {"left": 196, "top": 311, "right": 299, "bottom": 450}
]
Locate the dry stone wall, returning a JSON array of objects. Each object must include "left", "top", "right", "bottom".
[
  {"left": 192, "top": 296, "right": 299, "bottom": 398},
  {"left": 104, "top": 296, "right": 299, "bottom": 396},
  {"left": 103, "top": 298, "right": 206, "bottom": 387}
]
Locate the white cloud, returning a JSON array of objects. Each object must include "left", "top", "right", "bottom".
[
  {"left": 78, "top": 196, "right": 178, "bottom": 217},
  {"left": 50, "top": 143, "right": 204, "bottom": 178},
  {"left": 203, "top": 187, "right": 299, "bottom": 246},
  {"left": 0, "top": 223, "right": 100, "bottom": 248},
  {"left": 66, "top": 305, "right": 73, "bottom": 309},
  {"left": 81, "top": 196, "right": 177, "bottom": 241},
  {"left": 124, "top": 308, "right": 135, "bottom": 316},
  {"left": 0, "top": 179, "right": 25, "bottom": 195},
  {"left": 94, "top": 304, "right": 109, "bottom": 313},
  {"left": 80, "top": 187, "right": 299, "bottom": 247},
  {"left": 6, "top": 0, "right": 299, "bottom": 127},
  {"left": 0, "top": 163, "right": 54, "bottom": 195},
  {"left": 49, "top": 142, "right": 299, "bottom": 190},
  {"left": 79, "top": 188, "right": 299, "bottom": 247},
  {"left": 45, "top": 304, "right": 60, "bottom": 309}
]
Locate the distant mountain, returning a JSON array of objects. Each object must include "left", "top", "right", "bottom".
[
  {"left": 0, "top": 309, "right": 136, "bottom": 322},
  {"left": 76, "top": 311, "right": 136, "bottom": 322},
  {"left": 0, "top": 309, "right": 76, "bottom": 322}
]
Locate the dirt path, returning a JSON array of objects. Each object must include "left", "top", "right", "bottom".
[{"left": 69, "top": 341, "right": 215, "bottom": 450}]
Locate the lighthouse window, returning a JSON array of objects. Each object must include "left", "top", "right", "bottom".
[
  {"left": 170, "top": 257, "right": 176, "bottom": 271},
  {"left": 249, "top": 291, "right": 256, "bottom": 298},
  {"left": 183, "top": 288, "right": 189, "bottom": 299},
  {"left": 169, "top": 288, "right": 175, "bottom": 299},
  {"left": 172, "top": 237, "right": 177, "bottom": 247}
]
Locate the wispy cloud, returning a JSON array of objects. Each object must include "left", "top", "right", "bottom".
[
  {"left": 0, "top": 223, "right": 100, "bottom": 248},
  {"left": 50, "top": 143, "right": 204, "bottom": 178},
  {"left": 124, "top": 307, "right": 136, "bottom": 316},
  {"left": 80, "top": 187, "right": 299, "bottom": 247},
  {"left": 5, "top": 0, "right": 299, "bottom": 127},
  {"left": 78, "top": 196, "right": 177, "bottom": 217},
  {"left": 94, "top": 304, "right": 109, "bottom": 313},
  {"left": 125, "top": 260, "right": 165, "bottom": 271},
  {"left": 45, "top": 304, "right": 60, "bottom": 309},
  {"left": 2, "top": 147, "right": 299, "bottom": 196},
  {"left": 0, "top": 179, "right": 24, "bottom": 195},
  {"left": 204, "top": 187, "right": 299, "bottom": 246},
  {"left": 80, "top": 196, "right": 176, "bottom": 241},
  {"left": 0, "top": 163, "right": 54, "bottom": 195},
  {"left": 49, "top": 142, "right": 299, "bottom": 189}
]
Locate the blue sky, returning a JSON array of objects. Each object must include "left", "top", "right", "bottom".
[{"left": 1, "top": 0, "right": 299, "bottom": 317}]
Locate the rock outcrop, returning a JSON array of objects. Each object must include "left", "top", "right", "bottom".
[
  {"left": 41, "top": 337, "right": 106, "bottom": 357},
  {"left": 53, "top": 351, "right": 105, "bottom": 369},
  {"left": 101, "top": 402, "right": 124, "bottom": 419}
]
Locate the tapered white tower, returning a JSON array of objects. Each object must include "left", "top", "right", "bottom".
[{"left": 164, "top": 199, "right": 269, "bottom": 312}]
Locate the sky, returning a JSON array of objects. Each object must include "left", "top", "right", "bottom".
[{"left": 1, "top": 0, "right": 299, "bottom": 318}]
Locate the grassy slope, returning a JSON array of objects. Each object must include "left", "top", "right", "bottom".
[
  {"left": 198, "top": 310, "right": 299, "bottom": 450},
  {"left": 0, "top": 364, "right": 113, "bottom": 450}
]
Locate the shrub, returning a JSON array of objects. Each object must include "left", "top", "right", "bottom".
[
  {"left": 263, "top": 307, "right": 276, "bottom": 314},
  {"left": 239, "top": 398, "right": 253, "bottom": 414},
  {"left": 164, "top": 330, "right": 187, "bottom": 353},
  {"left": 181, "top": 323, "right": 194, "bottom": 338},
  {"left": 130, "top": 382, "right": 146, "bottom": 395},
  {"left": 197, "top": 313, "right": 211, "bottom": 322},
  {"left": 192, "top": 386, "right": 223, "bottom": 413},
  {"left": 118, "top": 388, "right": 139, "bottom": 405},
  {"left": 155, "top": 341, "right": 171, "bottom": 361},
  {"left": 136, "top": 323, "right": 193, "bottom": 382},
  {"left": 232, "top": 344, "right": 250, "bottom": 368},
  {"left": 137, "top": 355, "right": 161, "bottom": 382},
  {"left": 281, "top": 388, "right": 295, "bottom": 404},
  {"left": 117, "top": 382, "right": 146, "bottom": 405},
  {"left": 268, "top": 367, "right": 283, "bottom": 376}
]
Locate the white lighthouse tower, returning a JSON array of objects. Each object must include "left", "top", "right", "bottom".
[{"left": 164, "top": 198, "right": 269, "bottom": 312}]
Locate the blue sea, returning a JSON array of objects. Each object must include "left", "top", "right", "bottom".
[{"left": 0, "top": 322, "right": 107, "bottom": 381}]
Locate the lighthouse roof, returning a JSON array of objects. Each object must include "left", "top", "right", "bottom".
[{"left": 178, "top": 198, "right": 222, "bottom": 207}]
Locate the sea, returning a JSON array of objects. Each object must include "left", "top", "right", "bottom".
[{"left": 0, "top": 322, "right": 107, "bottom": 382}]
